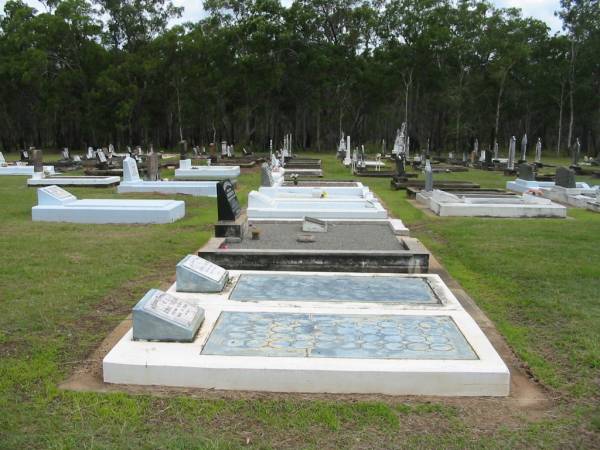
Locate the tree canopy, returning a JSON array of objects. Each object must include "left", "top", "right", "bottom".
[{"left": 0, "top": 0, "right": 598, "bottom": 154}]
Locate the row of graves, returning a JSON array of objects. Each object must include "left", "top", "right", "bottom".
[
  {"left": 179, "top": 140, "right": 264, "bottom": 168},
  {"left": 97, "top": 159, "right": 511, "bottom": 397}
]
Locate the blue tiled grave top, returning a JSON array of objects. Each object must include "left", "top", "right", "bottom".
[
  {"left": 230, "top": 274, "right": 439, "bottom": 304},
  {"left": 202, "top": 312, "right": 477, "bottom": 360}
]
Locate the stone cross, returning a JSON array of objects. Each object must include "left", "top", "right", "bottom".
[
  {"left": 555, "top": 166, "right": 576, "bottom": 188},
  {"left": 507, "top": 136, "right": 516, "bottom": 170},
  {"left": 520, "top": 134, "right": 528, "bottom": 161},
  {"left": 424, "top": 160, "right": 433, "bottom": 191},
  {"left": 535, "top": 138, "right": 542, "bottom": 163}
]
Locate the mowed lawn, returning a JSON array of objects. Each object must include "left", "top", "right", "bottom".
[{"left": 1, "top": 153, "right": 599, "bottom": 448}]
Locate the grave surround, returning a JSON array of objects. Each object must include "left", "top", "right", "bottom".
[{"left": 103, "top": 270, "right": 510, "bottom": 396}]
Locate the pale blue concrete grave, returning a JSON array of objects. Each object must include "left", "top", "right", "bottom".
[
  {"left": 230, "top": 274, "right": 439, "bottom": 304},
  {"left": 202, "top": 312, "right": 477, "bottom": 360}
]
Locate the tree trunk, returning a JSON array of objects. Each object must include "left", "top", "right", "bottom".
[
  {"left": 567, "top": 40, "right": 576, "bottom": 148},
  {"left": 557, "top": 81, "right": 564, "bottom": 155}
]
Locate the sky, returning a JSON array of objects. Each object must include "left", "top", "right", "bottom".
[{"left": 0, "top": 0, "right": 564, "bottom": 34}]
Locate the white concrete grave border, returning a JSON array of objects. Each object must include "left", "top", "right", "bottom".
[{"left": 103, "top": 271, "right": 509, "bottom": 397}]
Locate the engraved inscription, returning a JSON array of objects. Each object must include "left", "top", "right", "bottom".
[{"left": 143, "top": 291, "right": 198, "bottom": 327}]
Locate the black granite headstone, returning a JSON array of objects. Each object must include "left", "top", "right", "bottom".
[
  {"left": 555, "top": 166, "right": 576, "bottom": 188},
  {"left": 518, "top": 163, "right": 535, "bottom": 181},
  {"left": 217, "top": 180, "right": 241, "bottom": 221},
  {"left": 485, "top": 148, "right": 493, "bottom": 166},
  {"left": 20, "top": 150, "right": 29, "bottom": 162}
]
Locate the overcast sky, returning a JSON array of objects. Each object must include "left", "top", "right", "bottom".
[{"left": 0, "top": 0, "right": 564, "bottom": 34}]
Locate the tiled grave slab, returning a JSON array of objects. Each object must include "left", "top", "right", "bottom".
[
  {"left": 202, "top": 311, "right": 476, "bottom": 359},
  {"left": 230, "top": 274, "right": 438, "bottom": 304}
]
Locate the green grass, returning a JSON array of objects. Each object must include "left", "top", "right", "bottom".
[{"left": 1, "top": 153, "right": 599, "bottom": 448}]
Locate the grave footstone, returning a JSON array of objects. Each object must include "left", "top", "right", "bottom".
[
  {"left": 38, "top": 185, "right": 77, "bottom": 205},
  {"left": 132, "top": 289, "right": 205, "bottom": 342},
  {"left": 176, "top": 255, "right": 228, "bottom": 293},
  {"left": 518, "top": 163, "right": 535, "bottom": 181},
  {"left": 215, "top": 179, "right": 246, "bottom": 238},
  {"left": 555, "top": 166, "right": 576, "bottom": 188}
]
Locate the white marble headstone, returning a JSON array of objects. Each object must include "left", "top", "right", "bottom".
[
  {"left": 122, "top": 157, "right": 141, "bottom": 182},
  {"left": 37, "top": 185, "right": 77, "bottom": 206}
]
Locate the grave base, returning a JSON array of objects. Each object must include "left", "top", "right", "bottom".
[{"left": 214, "top": 214, "right": 248, "bottom": 239}]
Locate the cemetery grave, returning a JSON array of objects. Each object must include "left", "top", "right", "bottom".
[
  {"left": 31, "top": 185, "right": 186, "bottom": 224},
  {"left": 103, "top": 258, "right": 510, "bottom": 397},
  {"left": 117, "top": 156, "right": 218, "bottom": 197},
  {"left": 174, "top": 158, "right": 240, "bottom": 181}
]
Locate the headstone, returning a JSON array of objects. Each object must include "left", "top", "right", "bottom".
[
  {"left": 520, "top": 133, "right": 528, "bottom": 161},
  {"left": 485, "top": 148, "right": 493, "bottom": 165},
  {"left": 61, "top": 148, "right": 70, "bottom": 160},
  {"left": 176, "top": 255, "right": 228, "bottom": 293},
  {"left": 518, "top": 163, "right": 535, "bottom": 181},
  {"left": 31, "top": 149, "right": 43, "bottom": 173},
  {"left": 108, "top": 144, "right": 115, "bottom": 155},
  {"left": 473, "top": 138, "right": 479, "bottom": 156},
  {"left": 260, "top": 163, "right": 274, "bottom": 187},
  {"left": 303, "top": 216, "right": 327, "bottom": 233},
  {"left": 424, "top": 160, "right": 433, "bottom": 191},
  {"left": 493, "top": 141, "right": 499, "bottom": 160},
  {"left": 73, "top": 155, "right": 81, "bottom": 162},
  {"left": 179, "top": 140, "right": 188, "bottom": 158},
  {"left": 507, "top": 136, "right": 516, "bottom": 170},
  {"left": 571, "top": 138, "right": 581, "bottom": 166},
  {"left": 37, "top": 185, "right": 77, "bottom": 205},
  {"left": 20, "top": 149, "right": 29, "bottom": 162},
  {"left": 145, "top": 153, "right": 160, "bottom": 181},
  {"left": 535, "top": 138, "right": 542, "bottom": 163},
  {"left": 555, "top": 166, "right": 576, "bottom": 188},
  {"left": 394, "top": 154, "right": 406, "bottom": 178},
  {"left": 217, "top": 180, "right": 241, "bottom": 221},
  {"left": 132, "top": 289, "right": 205, "bottom": 342},
  {"left": 221, "top": 141, "right": 228, "bottom": 157},
  {"left": 96, "top": 149, "right": 107, "bottom": 164},
  {"left": 122, "top": 157, "right": 141, "bottom": 182},
  {"left": 344, "top": 135, "right": 351, "bottom": 165},
  {"left": 0, "top": 151, "right": 6, "bottom": 166},
  {"left": 180, "top": 159, "right": 192, "bottom": 170}
]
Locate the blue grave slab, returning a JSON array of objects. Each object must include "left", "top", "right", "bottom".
[
  {"left": 230, "top": 274, "right": 439, "bottom": 304},
  {"left": 202, "top": 312, "right": 477, "bottom": 360}
]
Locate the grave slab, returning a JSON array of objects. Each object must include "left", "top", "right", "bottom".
[
  {"left": 199, "top": 221, "right": 426, "bottom": 273},
  {"left": 506, "top": 178, "right": 591, "bottom": 194},
  {"left": 32, "top": 185, "right": 185, "bottom": 224},
  {"left": 417, "top": 190, "right": 566, "bottom": 218},
  {"left": 27, "top": 175, "right": 120, "bottom": 187},
  {"left": 118, "top": 157, "right": 217, "bottom": 197},
  {"left": 175, "top": 159, "right": 240, "bottom": 180},
  {"left": 103, "top": 271, "right": 509, "bottom": 396},
  {"left": 0, "top": 165, "right": 56, "bottom": 176}
]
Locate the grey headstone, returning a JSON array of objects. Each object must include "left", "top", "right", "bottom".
[
  {"left": 571, "top": 139, "right": 581, "bottom": 166},
  {"left": 507, "top": 136, "right": 516, "bottom": 170},
  {"left": 179, "top": 140, "right": 188, "bottom": 158},
  {"left": 424, "top": 161, "right": 433, "bottom": 191},
  {"left": 394, "top": 155, "right": 406, "bottom": 177},
  {"left": 31, "top": 149, "right": 43, "bottom": 173},
  {"left": 176, "top": 255, "right": 228, "bottom": 293},
  {"left": 555, "top": 166, "right": 576, "bottom": 188},
  {"left": 132, "top": 289, "right": 205, "bottom": 342},
  {"left": 302, "top": 217, "right": 328, "bottom": 233},
  {"left": 518, "top": 163, "right": 535, "bottom": 181},
  {"left": 260, "top": 163, "right": 274, "bottom": 187},
  {"left": 145, "top": 153, "right": 160, "bottom": 181}
]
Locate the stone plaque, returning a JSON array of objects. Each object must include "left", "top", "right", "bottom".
[
  {"left": 132, "top": 289, "right": 204, "bottom": 342},
  {"left": 555, "top": 166, "right": 576, "bottom": 188},
  {"left": 302, "top": 216, "right": 327, "bottom": 233},
  {"left": 217, "top": 180, "right": 241, "bottom": 221},
  {"left": 176, "top": 254, "right": 228, "bottom": 293},
  {"left": 38, "top": 185, "right": 77, "bottom": 205},
  {"left": 518, "top": 163, "right": 535, "bottom": 181}
]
